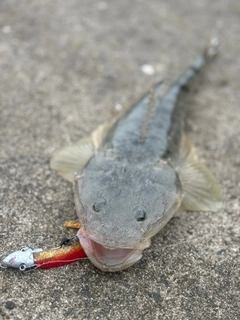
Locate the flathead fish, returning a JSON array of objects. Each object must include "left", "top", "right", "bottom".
[{"left": 51, "top": 40, "right": 222, "bottom": 272}]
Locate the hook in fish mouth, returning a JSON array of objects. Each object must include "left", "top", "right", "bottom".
[{"left": 77, "top": 228, "right": 149, "bottom": 272}]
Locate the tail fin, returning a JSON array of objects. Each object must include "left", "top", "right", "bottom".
[{"left": 205, "top": 36, "right": 220, "bottom": 60}]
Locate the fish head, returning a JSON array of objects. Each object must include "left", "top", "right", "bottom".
[{"left": 74, "top": 155, "right": 183, "bottom": 271}]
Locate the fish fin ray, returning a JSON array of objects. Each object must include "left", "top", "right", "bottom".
[
  {"left": 50, "top": 137, "right": 94, "bottom": 182},
  {"left": 50, "top": 119, "right": 117, "bottom": 182},
  {"left": 177, "top": 135, "right": 222, "bottom": 212},
  {"left": 91, "top": 119, "right": 116, "bottom": 149}
]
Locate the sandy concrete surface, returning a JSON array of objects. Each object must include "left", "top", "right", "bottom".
[{"left": 0, "top": 0, "right": 239, "bottom": 319}]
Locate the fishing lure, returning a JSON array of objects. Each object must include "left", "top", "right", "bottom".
[
  {"left": 2, "top": 244, "right": 86, "bottom": 271},
  {"left": 2, "top": 222, "right": 86, "bottom": 271}
]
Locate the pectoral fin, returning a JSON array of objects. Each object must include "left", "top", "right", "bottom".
[
  {"left": 50, "top": 120, "right": 116, "bottom": 182},
  {"left": 91, "top": 120, "right": 116, "bottom": 149},
  {"left": 177, "top": 136, "right": 222, "bottom": 212},
  {"left": 50, "top": 138, "right": 95, "bottom": 182}
]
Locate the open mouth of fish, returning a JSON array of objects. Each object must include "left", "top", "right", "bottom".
[{"left": 77, "top": 228, "right": 146, "bottom": 272}]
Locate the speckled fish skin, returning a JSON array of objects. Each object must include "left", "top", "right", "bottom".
[
  {"left": 74, "top": 55, "right": 207, "bottom": 269},
  {"left": 102, "top": 57, "right": 205, "bottom": 164},
  {"left": 51, "top": 43, "right": 222, "bottom": 271}
]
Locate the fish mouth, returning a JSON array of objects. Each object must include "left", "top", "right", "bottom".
[{"left": 77, "top": 229, "right": 146, "bottom": 272}]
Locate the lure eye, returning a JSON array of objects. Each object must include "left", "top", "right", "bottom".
[
  {"left": 19, "top": 263, "right": 27, "bottom": 271},
  {"left": 21, "top": 247, "right": 28, "bottom": 252},
  {"left": 92, "top": 200, "right": 106, "bottom": 213},
  {"left": 135, "top": 210, "right": 147, "bottom": 222}
]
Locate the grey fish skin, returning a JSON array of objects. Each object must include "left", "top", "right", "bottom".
[
  {"left": 103, "top": 55, "right": 205, "bottom": 164},
  {"left": 51, "top": 41, "right": 222, "bottom": 272}
]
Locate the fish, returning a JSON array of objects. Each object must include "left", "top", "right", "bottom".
[{"left": 50, "top": 40, "right": 222, "bottom": 272}]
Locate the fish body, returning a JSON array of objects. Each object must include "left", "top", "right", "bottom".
[{"left": 51, "top": 42, "right": 222, "bottom": 271}]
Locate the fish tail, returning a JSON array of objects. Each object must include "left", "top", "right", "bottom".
[
  {"left": 176, "top": 36, "right": 220, "bottom": 93},
  {"left": 205, "top": 36, "right": 220, "bottom": 59}
]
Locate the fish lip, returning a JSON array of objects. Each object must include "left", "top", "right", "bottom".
[
  {"left": 78, "top": 227, "right": 150, "bottom": 250},
  {"left": 77, "top": 228, "right": 147, "bottom": 271}
]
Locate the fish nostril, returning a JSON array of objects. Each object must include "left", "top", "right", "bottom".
[
  {"left": 92, "top": 203, "right": 101, "bottom": 212},
  {"left": 92, "top": 199, "right": 106, "bottom": 213},
  {"left": 135, "top": 210, "right": 146, "bottom": 222}
]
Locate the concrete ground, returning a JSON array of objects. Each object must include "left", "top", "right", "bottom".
[{"left": 0, "top": 0, "right": 239, "bottom": 319}]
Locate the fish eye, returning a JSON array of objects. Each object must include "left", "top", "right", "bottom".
[
  {"left": 92, "top": 200, "right": 106, "bottom": 213},
  {"left": 135, "top": 210, "right": 147, "bottom": 222},
  {"left": 21, "top": 247, "right": 28, "bottom": 252}
]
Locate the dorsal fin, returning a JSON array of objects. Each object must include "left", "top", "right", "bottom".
[
  {"left": 139, "top": 81, "right": 168, "bottom": 142},
  {"left": 139, "top": 86, "right": 156, "bottom": 142}
]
